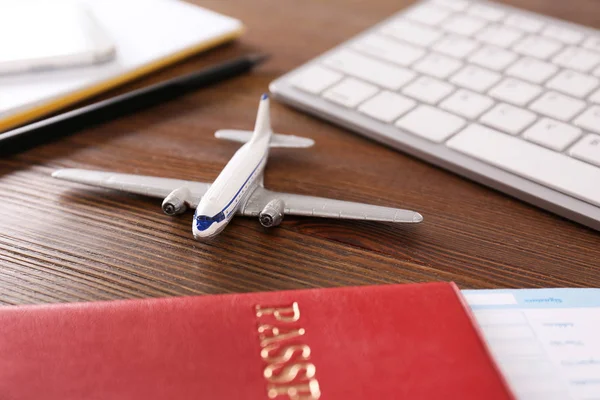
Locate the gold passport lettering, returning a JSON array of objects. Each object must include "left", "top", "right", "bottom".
[
  {"left": 267, "top": 379, "right": 321, "bottom": 400},
  {"left": 259, "top": 325, "right": 306, "bottom": 347},
  {"left": 261, "top": 344, "right": 311, "bottom": 364},
  {"left": 255, "top": 302, "right": 321, "bottom": 400},
  {"left": 265, "top": 362, "right": 316, "bottom": 382},
  {"left": 256, "top": 302, "right": 300, "bottom": 322},
  {"left": 263, "top": 349, "right": 312, "bottom": 379}
]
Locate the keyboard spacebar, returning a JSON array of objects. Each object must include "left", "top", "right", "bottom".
[{"left": 446, "top": 124, "right": 600, "bottom": 207}]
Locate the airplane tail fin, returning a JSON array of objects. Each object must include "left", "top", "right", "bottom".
[
  {"left": 253, "top": 93, "right": 314, "bottom": 147},
  {"left": 214, "top": 93, "right": 314, "bottom": 148},
  {"left": 252, "top": 93, "right": 272, "bottom": 140}
]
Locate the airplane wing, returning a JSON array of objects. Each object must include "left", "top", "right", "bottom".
[
  {"left": 240, "top": 187, "right": 423, "bottom": 223},
  {"left": 52, "top": 169, "right": 210, "bottom": 208}
]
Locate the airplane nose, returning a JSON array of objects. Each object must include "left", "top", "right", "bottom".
[
  {"left": 192, "top": 225, "right": 206, "bottom": 240},
  {"left": 193, "top": 229, "right": 206, "bottom": 240},
  {"left": 192, "top": 222, "right": 218, "bottom": 239}
]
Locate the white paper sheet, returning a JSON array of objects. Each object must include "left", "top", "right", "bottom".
[{"left": 463, "top": 288, "right": 600, "bottom": 400}]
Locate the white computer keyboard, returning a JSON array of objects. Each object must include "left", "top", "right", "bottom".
[{"left": 270, "top": 0, "right": 600, "bottom": 231}]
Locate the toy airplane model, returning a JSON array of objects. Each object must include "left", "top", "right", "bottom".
[{"left": 52, "top": 94, "right": 423, "bottom": 239}]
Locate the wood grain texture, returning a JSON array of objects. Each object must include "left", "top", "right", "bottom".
[{"left": 1, "top": 0, "right": 599, "bottom": 305}]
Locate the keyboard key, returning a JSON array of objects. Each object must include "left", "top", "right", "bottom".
[
  {"left": 529, "top": 91, "right": 586, "bottom": 121},
  {"left": 412, "top": 53, "right": 462, "bottom": 79},
  {"left": 546, "top": 70, "right": 599, "bottom": 98},
  {"left": 323, "top": 50, "right": 415, "bottom": 90},
  {"left": 588, "top": 88, "right": 600, "bottom": 104},
  {"left": 480, "top": 103, "right": 537, "bottom": 135},
  {"left": 582, "top": 36, "right": 600, "bottom": 53},
  {"left": 504, "top": 14, "right": 544, "bottom": 33},
  {"left": 442, "top": 14, "right": 486, "bottom": 36},
  {"left": 440, "top": 89, "right": 494, "bottom": 119},
  {"left": 447, "top": 124, "right": 600, "bottom": 207},
  {"left": 553, "top": 47, "right": 600, "bottom": 72},
  {"left": 358, "top": 91, "right": 416, "bottom": 123},
  {"left": 402, "top": 76, "right": 455, "bottom": 104},
  {"left": 467, "top": 4, "right": 505, "bottom": 21},
  {"left": 404, "top": 3, "right": 451, "bottom": 25},
  {"left": 469, "top": 46, "right": 518, "bottom": 71},
  {"left": 291, "top": 65, "right": 343, "bottom": 94},
  {"left": 523, "top": 118, "right": 582, "bottom": 151},
  {"left": 573, "top": 105, "right": 600, "bottom": 134},
  {"left": 541, "top": 25, "right": 584, "bottom": 45},
  {"left": 352, "top": 34, "right": 425, "bottom": 66},
  {"left": 489, "top": 78, "right": 542, "bottom": 106},
  {"left": 431, "top": 0, "right": 469, "bottom": 11},
  {"left": 380, "top": 19, "right": 442, "bottom": 47},
  {"left": 513, "top": 36, "right": 562, "bottom": 59},
  {"left": 432, "top": 35, "right": 479, "bottom": 59},
  {"left": 450, "top": 65, "right": 501, "bottom": 91},
  {"left": 322, "top": 78, "right": 379, "bottom": 107},
  {"left": 395, "top": 105, "right": 465, "bottom": 143},
  {"left": 477, "top": 25, "right": 523, "bottom": 48},
  {"left": 569, "top": 134, "right": 600, "bottom": 167},
  {"left": 505, "top": 58, "right": 558, "bottom": 84}
]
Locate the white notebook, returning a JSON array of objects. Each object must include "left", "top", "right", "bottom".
[{"left": 0, "top": 0, "right": 243, "bottom": 132}]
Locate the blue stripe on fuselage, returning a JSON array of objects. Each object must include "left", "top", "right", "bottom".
[
  {"left": 196, "top": 155, "right": 266, "bottom": 227},
  {"left": 221, "top": 155, "right": 266, "bottom": 214}
]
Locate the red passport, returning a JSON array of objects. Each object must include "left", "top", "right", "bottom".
[{"left": 0, "top": 282, "right": 513, "bottom": 400}]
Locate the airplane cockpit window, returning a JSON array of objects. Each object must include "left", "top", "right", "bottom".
[{"left": 196, "top": 211, "right": 226, "bottom": 230}]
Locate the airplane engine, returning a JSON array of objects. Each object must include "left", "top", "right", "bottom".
[
  {"left": 162, "top": 187, "right": 191, "bottom": 216},
  {"left": 259, "top": 199, "right": 285, "bottom": 227}
]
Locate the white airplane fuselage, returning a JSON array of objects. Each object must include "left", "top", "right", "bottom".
[{"left": 192, "top": 134, "right": 269, "bottom": 238}]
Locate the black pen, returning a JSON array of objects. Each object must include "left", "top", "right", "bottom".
[{"left": 0, "top": 53, "right": 268, "bottom": 155}]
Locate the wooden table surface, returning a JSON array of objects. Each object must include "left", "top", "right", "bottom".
[{"left": 1, "top": 0, "right": 599, "bottom": 305}]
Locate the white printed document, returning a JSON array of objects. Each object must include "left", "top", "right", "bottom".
[{"left": 463, "top": 288, "right": 600, "bottom": 400}]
